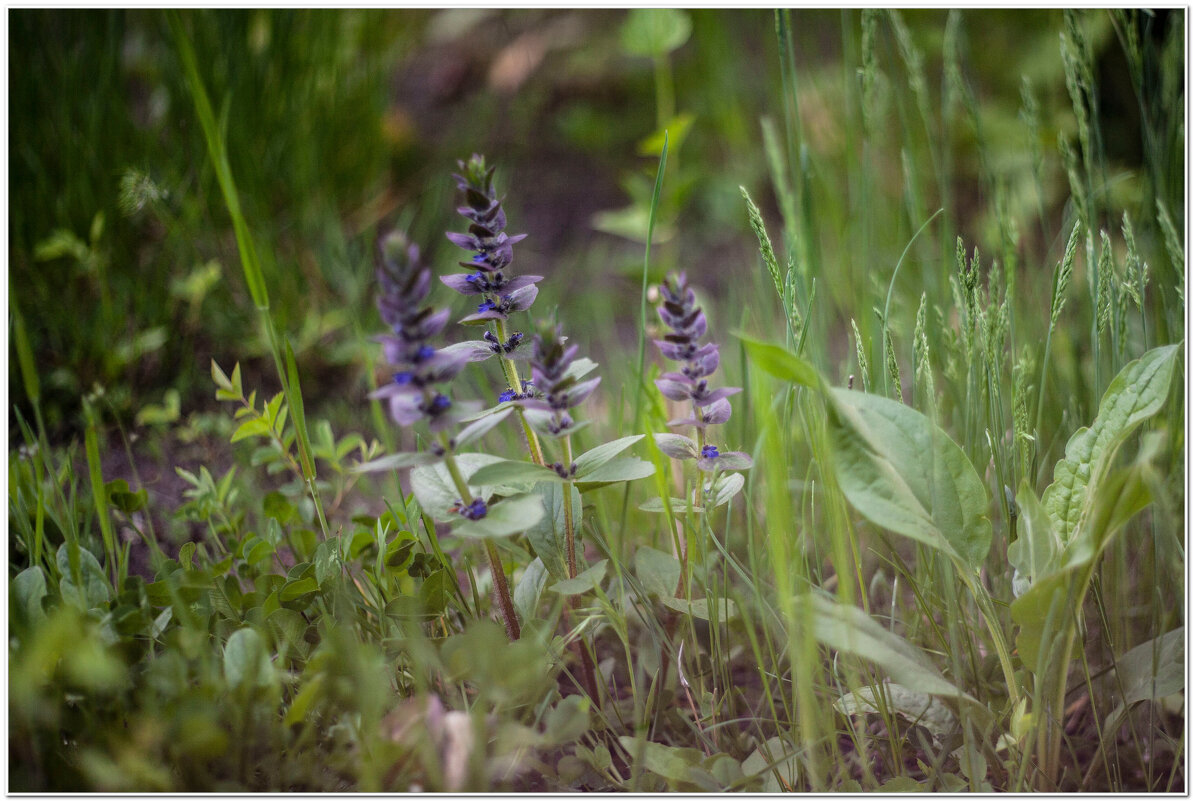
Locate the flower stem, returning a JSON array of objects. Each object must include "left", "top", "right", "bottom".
[
  {"left": 493, "top": 317, "right": 545, "bottom": 466},
  {"left": 562, "top": 433, "right": 578, "bottom": 579},
  {"left": 440, "top": 439, "right": 520, "bottom": 641}
]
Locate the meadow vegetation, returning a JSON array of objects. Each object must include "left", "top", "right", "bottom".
[{"left": 8, "top": 9, "right": 1185, "bottom": 792}]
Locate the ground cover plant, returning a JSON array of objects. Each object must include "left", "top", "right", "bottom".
[{"left": 8, "top": 8, "right": 1186, "bottom": 792}]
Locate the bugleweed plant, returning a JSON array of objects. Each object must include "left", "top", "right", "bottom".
[{"left": 9, "top": 9, "right": 1184, "bottom": 794}]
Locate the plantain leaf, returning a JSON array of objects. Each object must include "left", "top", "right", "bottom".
[
  {"left": 1042, "top": 344, "right": 1180, "bottom": 546},
  {"left": 825, "top": 388, "right": 991, "bottom": 569},
  {"left": 1006, "top": 481, "right": 1060, "bottom": 597},
  {"left": 1102, "top": 627, "right": 1184, "bottom": 737},
  {"left": 796, "top": 593, "right": 985, "bottom": 717}
]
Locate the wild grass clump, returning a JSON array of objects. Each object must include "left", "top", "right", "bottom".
[{"left": 9, "top": 8, "right": 1184, "bottom": 793}]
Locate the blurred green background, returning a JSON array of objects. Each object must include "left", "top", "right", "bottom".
[{"left": 9, "top": 8, "right": 1181, "bottom": 434}]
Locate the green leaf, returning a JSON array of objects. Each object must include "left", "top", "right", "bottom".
[
  {"left": 1011, "top": 464, "right": 1153, "bottom": 672},
  {"left": 279, "top": 576, "right": 320, "bottom": 603},
  {"left": 454, "top": 406, "right": 514, "bottom": 448},
  {"left": 1006, "top": 481, "right": 1059, "bottom": 595},
  {"left": 550, "top": 559, "right": 608, "bottom": 595},
  {"left": 662, "top": 596, "right": 737, "bottom": 621},
  {"left": 524, "top": 482, "right": 580, "bottom": 581},
  {"left": 1042, "top": 344, "right": 1180, "bottom": 547},
  {"left": 703, "top": 471, "right": 745, "bottom": 508},
  {"left": 135, "top": 388, "right": 181, "bottom": 426},
  {"left": 573, "top": 434, "right": 645, "bottom": 477},
  {"left": 453, "top": 493, "right": 545, "bottom": 539},
  {"left": 263, "top": 491, "right": 296, "bottom": 525},
  {"left": 826, "top": 388, "right": 991, "bottom": 569},
  {"left": 223, "top": 628, "right": 275, "bottom": 692},
  {"left": 12, "top": 566, "right": 48, "bottom": 627},
  {"left": 796, "top": 593, "right": 985, "bottom": 712},
  {"left": 617, "top": 736, "right": 708, "bottom": 787},
  {"left": 835, "top": 682, "right": 957, "bottom": 746},
  {"left": 106, "top": 478, "right": 148, "bottom": 514},
  {"left": 266, "top": 607, "right": 310, "bottom": 660},
  {"left": 639, "top": 496, "right": 698, "bottom": 514},
  {"left": 738, "top": 334, "right": 821, "bottom": 389},
  {"left": 741, "top": 736, "right": 799, "bottom": 793},
  {"left": 1102, "top": 627, "right": 1184, "bottom": 736},
  {"left": 513, "top": 557, "right": 550, "bottom": 623},
  {"left": 419, "top": 569, "right": 453, "bottom": 615},
  {"left": 634, "top": 545, "right": 680, "bottom": 598},
  {"left": 410, "top": 453, "right": 505, "bottom": 520},
  {"left": 351, "top": 451, "right": 441, "bottom": 473},
  {"left": 56, "top": 544, "right": 111, "bottom": 610},
  {"left": 653, "top": 432, "right": 698, "bottom": 460},
  {"left": 468, "top": 459, "right": 563, "bottom": 487},
  {"left": 574, "top": 456, "right": 655, "bottom": 488},
  {"left": 231, "top": 417, "right": 272, "bottom": 443},
  {"left": 621, "top": 8, "right": 692, "bottom": 58},
  {"left": 543, "top": 694, "right": 591, "bottom": 746}
]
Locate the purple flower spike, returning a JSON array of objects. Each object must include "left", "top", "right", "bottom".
[
  {"left": 654, "top": 271, "right": 750, "bottom": 473},
  {"left": 374, "top": 230, "right": 467, "bottom": 431},
  {"left": 521, "top": 321, "right": 599, "bottom": 438}
]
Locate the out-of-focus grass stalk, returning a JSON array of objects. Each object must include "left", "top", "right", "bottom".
[
  {"left": 83, "top": 401, "right": 120, "bottom": 589},
  {"left": 170, "top": 13, "right": 329, "bottom": 541}
]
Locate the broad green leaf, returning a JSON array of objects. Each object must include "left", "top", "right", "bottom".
[
  {"left": 1011, "top": 464, "right": 1153, "bottom": 672},
  {"left": 703, "top": 470, "right": 746, "bottom": 508},
  {"left": 741, "top": 736, "right": 799, "bottom": 793},
  {"left": 524, "top": 482, "right": 580, "bottom": 581},
  {"left": 550, "top": 559, "right": 608, "bottom": 595},
  {"left": 662, "top": 596, "right": 737, "bottom": 621},
  {"left": 634, "top": 545, "right": 680, "bottom": 598},
  {"left": 410, "top": 453, "right": 505, "bottom": 520},
  {"left": 467, "top": 459, "right": 563, "bottom": 487},
  {"left": 1006, "top": 481, "right": 1059, "bottom": 596},
  {"left": 796, "top": 593, "right": 984, "bottom": 712},
  {"left": 266, "top": 607, "right": 310, "bottom": 659},
  {"left": 542, "top": 695, "right": 591, "bottom": 746},
  {"left": 1102, "top": 627, "right": 1184, "bottom": 736},
  {"left": 638, "top": 496, "right": 698, "bottom": 514},
  {"left": 877, "top": 777, "right": 928, "bottom": 792},
  {"left": 621, "top": 8, "right": 692, "bottom": 58},
  {"left": 279, "top": 576, "right": 319, "bottom": 602},
  {"left": 1042, "top": 343, "right": 1179, "bottom": 546},
  {"left": 453, "top": 493, "right": 545, "bottom": 539},
  {"left": 351, "top": 451, "right": 441, "bottom": 473},
  {"left": 231, "top": 417, "right": 271, "bottom": 443},
  {"left": 653, "top": 432, "right": 698, "bottom": 460},
  {"left": 573, "top": 434, "right": 645, "bottom": 477},
  {"left": 223, "top": 628, "right": 275, "bottom": 692},
  {"left": 738, "top": 334, "right": 821, "bottom": 389},
  {"left": 835, "top": 682, "right": 957, "bottom": 745},
  {"left": 617, "top": 737, "right": 708, "bottom": 787},
  {"left": 826, "top": 388, "right": 991, "bottom": 569},
  {"left": 454, "top": 406, "right": 514, "bottom": 448},
  {"left": 574, "top": 456, "right": 655, "bottom": 488},
  {"left": 57, "top": 544, "right": 111, "bottom": 611},
  {"left": 12, "top": 566, "right": 48, "bottom": 627},
  {"left": 513, "top": 557, "right": 550, "bottom": 623}
]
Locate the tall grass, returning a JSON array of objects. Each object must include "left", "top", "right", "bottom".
[{"left": 7, "top": 8, "right": 1184, "bottom": 793}]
